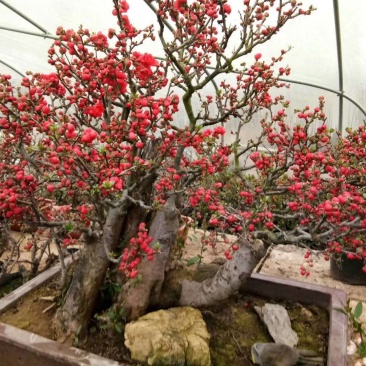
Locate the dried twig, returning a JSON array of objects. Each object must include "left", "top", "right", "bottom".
[
  {"left": 229, "top": 329, "right": 245, "bottom": 357},
  {"left": 40, "top": 296, "right": 55, "bottom": 302},
  {"left": 42, "top": 302, "right": 56, "bottom": 314}
]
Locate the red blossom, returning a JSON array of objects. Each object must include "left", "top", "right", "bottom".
[
  {"left": 254, "top": 53, "right": 262, "bottom": 61},
  {"left": 223, "top": 4, "right": 231, "bottom": 14},
  {"left": 84, "top": 102, "right": 104, "bottom": 118},
  {"left": 81, "top": 128, "right": 98, "bottom": 143}
]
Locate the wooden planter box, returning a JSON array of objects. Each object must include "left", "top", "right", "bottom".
[{"left": 0, "top": 262, "right": 348, "bottom": 366}]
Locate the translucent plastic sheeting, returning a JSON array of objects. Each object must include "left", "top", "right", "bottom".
[{"left": 0, "top": 0, "right": 365, "bottom": 131}]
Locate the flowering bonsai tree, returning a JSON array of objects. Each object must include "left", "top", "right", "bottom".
[
  {"left": 5, "top": 0, "right": 359, "bottom": 344},
  {"left": 184, "top": 103, "right": 366, "bottom": 284}
]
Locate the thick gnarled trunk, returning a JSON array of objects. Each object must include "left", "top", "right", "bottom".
[
  {"left": 54, "top": 207, "right": 125, "bottom": 344},
  {"left": 179, "top": 238, "right": 268, "bottom": 307},
  {"left": 120, "top": 195, "right": 180, "bottom": 320},
  {"left": 53, "top": 141, "right": 161, "bottom": 342}
]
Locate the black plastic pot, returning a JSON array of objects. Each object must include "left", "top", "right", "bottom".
[{"left": 330, "top": 253, "right": 366, "bottom": 285}]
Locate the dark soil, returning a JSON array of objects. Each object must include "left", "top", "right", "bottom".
[
  {"left": 0, "top": 277, "right": 23, "bottom": 299},
  {"left": 0, "top": 280, "right": 328, "bottom": 366}
]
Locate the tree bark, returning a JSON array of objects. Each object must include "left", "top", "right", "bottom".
[
  {"left": 179, "top": 238, "right": 268, "bottom": 307},
  {"left": 119, "top": 138, "right": 160, "bottom": 249},
  {"left": 120, "top": 195, "right": 179, "bottom": 320},
  {"left": 53, "top": 140, "right": 161, "bottom": 342},
  {"left": 0, "top": 224, "right": 9, "bottom": 258},
  {"left": 54, "top": 206, "right": 125, "bottom": 344}
]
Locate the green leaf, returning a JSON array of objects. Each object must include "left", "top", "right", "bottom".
[
  {"left": 186, "top": 256, "right": 201, "bottom": 266},
  {"left": 112, "top": 284, "right": 121, "bottom": 293},
  {"left": 333, "top": 307, "right": 347, "bottom": 315},
  {"left": 114, "top": 323, "right": 123, "bottom": 334},
  {"left": 358, "top": 342, "right": 366, "bottom": 357},
  {"left": 117, "top": 307, "right": 125, "bottom": 317},
  {"left": 103, "top": 181, "right": 113, "bottom": 189},
  {"left": 108, "top": 309, "right": 116, "bottom": 319},
  {"left": 354, "top": 301, "right": 363, "bottom": 319},
  {"left": 152, "top": 241, "right": 161, "bottom": 251},
  {"left": 64, "top": 222, "right": 74, "bottom": 232}
]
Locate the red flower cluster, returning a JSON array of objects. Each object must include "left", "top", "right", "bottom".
[{"left": 119, "top": 223, "right": 155, "bottom": 278}]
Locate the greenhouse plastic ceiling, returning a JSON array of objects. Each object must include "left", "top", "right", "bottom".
[{"left": 1, "top": 0, "right": 365, "bottom": 132}]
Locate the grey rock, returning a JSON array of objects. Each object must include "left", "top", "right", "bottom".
[
  {"left": 124, "top": 306, "right": 211, "bottom": 366},
  {"left": 255, "top": 303, "right": 298, "bottom": 347}
]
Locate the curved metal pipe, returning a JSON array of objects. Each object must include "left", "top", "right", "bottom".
[
  {"left": 333, "top": 0, "right": 344, "bottom": 131},
  {"left": 277, "top": 77, "right": 366, "bottom": 118},
  {"left": 0, "top": 59, "right": 25, "bottom": 77},
  {"left": 0, "top": 0, "right": 49, "bottom": 34},
  {"left": 0, "top": 26, "right": 57, "bottom": 40}
]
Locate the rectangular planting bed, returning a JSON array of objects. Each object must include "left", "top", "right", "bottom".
[{"left": 0, "top": 261, "right": 347, "bottom": 366}]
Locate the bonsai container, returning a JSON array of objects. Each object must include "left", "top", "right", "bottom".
[{"left": 0, "top": 261, "right": 348, "bottom": 366}]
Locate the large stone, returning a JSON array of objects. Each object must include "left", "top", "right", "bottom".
[
  {"left": 124, "top": 306, "right": 211, "bottom": 366},
  {"left": 255, "top": 303, "right": 298, "bottom": 347}
]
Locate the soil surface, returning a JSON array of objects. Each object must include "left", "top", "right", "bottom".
[
  {"left": 0, "top": 278, "right": 328, "bottom": 366},
  {"left": 0, "top": 279, "right": 59, "bottom": 338}
]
